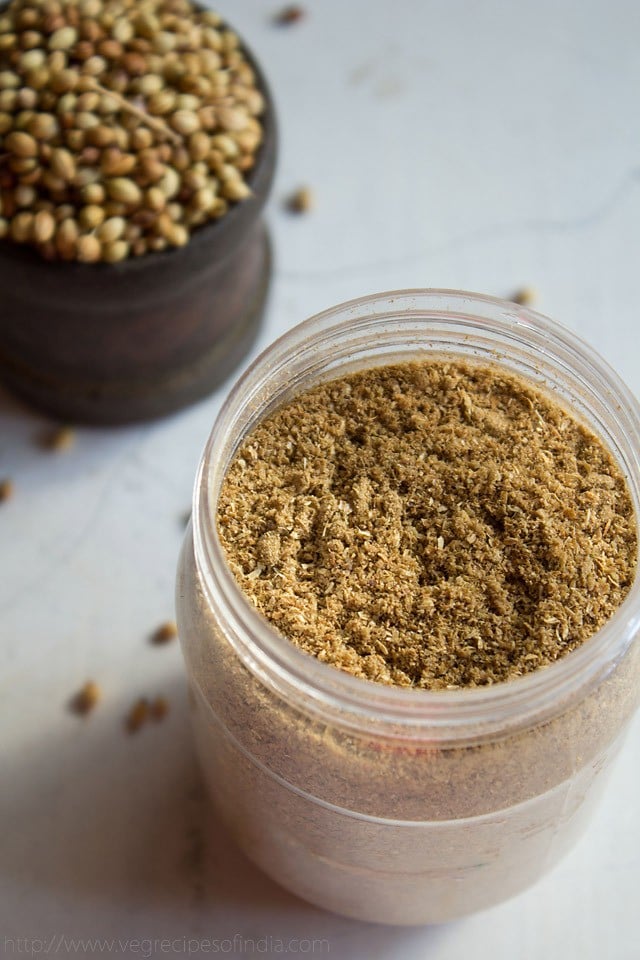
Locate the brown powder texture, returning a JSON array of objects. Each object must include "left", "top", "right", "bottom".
[{"left": 217, "top": 360, "right": 637, "bottom": 689}]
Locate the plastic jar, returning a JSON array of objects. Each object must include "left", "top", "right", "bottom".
[{"left": 176, "top": 290, "right": 640, "bottom": 925}]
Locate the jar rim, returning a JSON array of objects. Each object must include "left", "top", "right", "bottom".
[{"left": 193, "top": 289, "right": 640, "bottom": 736}]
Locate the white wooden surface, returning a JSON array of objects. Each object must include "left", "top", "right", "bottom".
[{"left": 1, "top": 1, "right": 639, "bottom": 957}]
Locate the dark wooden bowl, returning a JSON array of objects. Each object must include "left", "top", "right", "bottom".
[{"left": 0, "top": 39, "right": 277, "bottom": 425}]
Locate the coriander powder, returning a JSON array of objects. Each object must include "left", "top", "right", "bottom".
[{"left": 217, "top": 360, "right": 636, "bottom": 688}]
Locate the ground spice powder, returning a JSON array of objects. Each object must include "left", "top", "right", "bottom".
[{"left": 217, "top": 360, "right": 637, "bottom": 688}]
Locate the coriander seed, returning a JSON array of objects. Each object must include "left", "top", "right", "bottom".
[
  {"left": 0, "top": 0, "right": 266, "bottom": 262},
  {"left": 125, "top": 697, "right": 149, "bottom": 734},
  {"left": 511, "top": 286, "right": 537, "bottom": 306},
  {"left": 42, "top": 424, "right": 75, "bottom": 451},
  {"left": 287, "top": 185, "right": 313, "bottom": 213},
  {"left": 70, "top": 680, "right": 101, "bottom": 715},
  {"left": 275, "top": 5, "right": 306, "bottom": 25},
  {"left": 150, "top": 696, "right": 170, "bottom": 721},
  {"left": 151, "top": 620, "right": 178, "bottom": 645}
]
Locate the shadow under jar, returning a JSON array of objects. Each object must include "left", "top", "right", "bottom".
[
  {"left": 0, "top": 40, "right": 276, "bottom": 425},
  {"left": 176, "top": 290, "right": 640, "bottom": 925}
]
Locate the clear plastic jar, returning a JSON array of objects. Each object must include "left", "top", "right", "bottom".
[{"left": 176, "top": 290, "right": 640, "bottom": 925}]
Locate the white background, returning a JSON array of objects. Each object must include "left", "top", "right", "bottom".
[{"left": 1, "top": 1, "right": 640, "bottom": 957}]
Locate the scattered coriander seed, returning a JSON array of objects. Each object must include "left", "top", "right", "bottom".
[
  {"left": 163, "top": 222, "right": 188, "bottom": 246},
  {"left": 10, "top": 210, "right": 33, "bottom": 242},
  {"left": 150, "top": 696, "right": 170, "bottom": 721},
  {"left": 193, "top": 186, "right": 217, "bottom": 212},
  {"left": 71, "top": 680, "right": 101, "bottom": 716},
  {"left": 42, "top": 424, "right": 75, "bottom": 451},
  {"left": 151, "top": 620, "right": 179, "bottom": 645},
  {"left": 222, "top": 178, "right": 252, "bottom": 201},
  {"left": 96, "top": 215, "right": 126, "bottom": 243},
  {"left": 5, "top": 129, "right": 37, "bottom": 157},
  {"left": 50, "top": 146, "right": 76, "bottom": 181},
  {"left": 145, "top": 186, "right": 165, "bottom": 211},
  {"left": 78, "top": 204, "right": 105, "bottom": 230},
  {"left": 286, "top": 185, "right": 313, "bottom": 213},
  {"left": 82, "top": 183, "right": 105, "bottom": 204},
  {"left": 14, "top": 184, "right": 36, "bottom": 208},
  {"left": 56, "top": 218, "right": 79, "bottom": 259},
  {"left": 0, "top": 477, "right": 13, "bottom": 502},
  {"left": 102, "top": 238, "right": 129, "bottom": 262},
  {"left": 170, "top": 109, "right": 200, "bottom": 136},
  {"left": 274, "top": 5, "right": 306, "bottom": 25},
  {"left": 49, "top": 26, "right": 78, "bottom": 52},
  {"left": 126, "top": 697, "right": 149, "bottom": 734},
  {"left": 29, "top": 111, "right": 61, "bottom": 141},
  {"left": 106, "top": 176, "right": 141, "bottom": 205},
  {"left": 511, "top": 286, "right": 537, "bottom": 306}
]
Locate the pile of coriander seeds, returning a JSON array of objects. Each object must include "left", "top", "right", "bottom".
[{"left": 0, "top": 0, "right": 265, "bottom": 262}]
